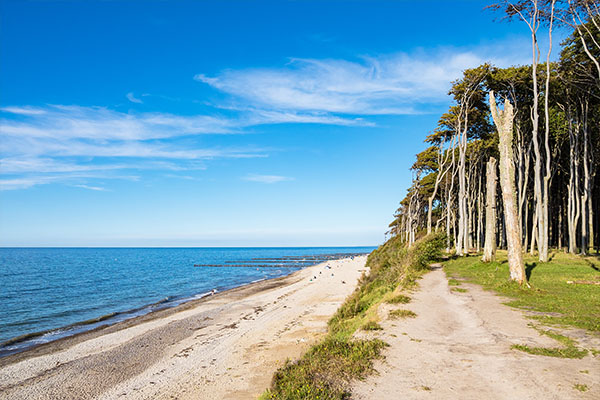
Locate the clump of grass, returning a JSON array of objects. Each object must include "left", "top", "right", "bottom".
[
  {"left": 447, "top": 278, "right": 462, "bottom": 286},
  {"left": 511, "top": 329, "right": 588, "bottom": 359},
  {"left": 512, "top": 344, "right": 588, "bottom": 359},
  {"left": 387, "top": 294, "right": 411, "bottom": 304},
  {"left": 361, "top": 321, "right": 383, "bottom": 331},
  {"left": 260, "top": 339, "right": 387, "bottom": 400},
  {"left": 573, "top": 383, "right": 589, "bottom": 392},
  {"left": 389, "top": 309, "right": 417, "bottom": 319},
  {"left": 451, "top": 287, "right": 468, "bottom": 293}
]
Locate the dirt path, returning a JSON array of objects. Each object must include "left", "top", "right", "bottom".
[
  {"left": 351, "top": 265, "right": 599, "bottom": 400},
  {"left": 0, "top": 256, "right": 367, "bottom": 400}
]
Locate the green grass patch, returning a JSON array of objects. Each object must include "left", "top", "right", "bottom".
[
  {"left": 447, "top": 278, "right": 462, "bottom": 286},
  {"left": 443, "top": 251, "right": 600, "bottom": 333},
  {"left": 573, "top": 383, "right": 589, "bottom": 392},
  {"left": 389, "top": 309, "right": 417, "bottom": 319},
  {"left": 387, "top": 294, "right": 411, "bottom": 304},
  {"left": 451, "top": 287, "right": 468, "bottom": 293},
  {"left": 361, "top": 321, "right": 383, "bottom": 331},
  {"left": 260, "top": 339, "right": 387, "bottom": 400},
  {"left": 511, "top": 344, "right": 588, "bottom": 359},
  {"left": 261, "top": 233, "right": 446, "bottom": 399},
  {"left": 512, "top": 328, "right": 588, "bottom": 359}
]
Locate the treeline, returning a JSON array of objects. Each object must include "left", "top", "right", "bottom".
[{"left": 390, "top": 1, "right": 600, "bottom": 265}]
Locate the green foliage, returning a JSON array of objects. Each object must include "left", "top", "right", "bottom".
[{"left": 409, "top": 232, "right": 446, "bottom": 270}]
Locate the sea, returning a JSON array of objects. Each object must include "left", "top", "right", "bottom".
[{"left": 0, "top": 246, "right": 374, "bottom": 357}]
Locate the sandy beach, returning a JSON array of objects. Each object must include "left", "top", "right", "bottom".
[{"left": 0, "top": 256, "right": 367, "bottom": 400}]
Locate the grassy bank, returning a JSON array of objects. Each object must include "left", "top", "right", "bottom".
[
  {"left": 444, "top": 251, "right": 600, "bottom": 334},
  {"left": 259, "top": 233, "right": 445, "bottom": 400}
]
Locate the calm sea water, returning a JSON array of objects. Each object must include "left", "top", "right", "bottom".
[{"left": 0, "top": 247, "right": 374, "bottom": 356}]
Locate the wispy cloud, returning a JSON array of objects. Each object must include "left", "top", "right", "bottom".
[
  {"left": 242, "top": 174, "right": 293, "bottom": 184},
  {"left": 0, "top": 105, "right": 270, "bottom": 190},
  {"left": 1, "top": 41, "right": 532, "bottom": 191},
  {"left": 73, "top": 184, "right": 108, "bottom": 191},
  {"left": 126, "top": 92, "right": 143, "bottom": 104},
  {"left": 196, "top": 44, "right": 530, "bottom": 115}
]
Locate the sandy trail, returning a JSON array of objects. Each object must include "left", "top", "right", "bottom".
[
  {"left": 0, "top": 256, "right": 367, "bottom": 400},
  {"left": 352, "top": 265, "right": 599, "bottom": 400}
]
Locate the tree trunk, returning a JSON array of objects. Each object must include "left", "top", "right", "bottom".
[
  {"left": 482, "top": 157, "right": 498, "bottom": 262},
  {"left": 490, "top": 92, "right": 526, "bottom": 284}
]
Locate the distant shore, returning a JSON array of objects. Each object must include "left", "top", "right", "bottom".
[{"left": 0, "top": 255, "right": 368, "bottom": 399}]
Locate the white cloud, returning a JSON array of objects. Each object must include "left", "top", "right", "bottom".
[
  {"left": 0, "top": 106, "right": 47, "bottom": 115},
  {"left": 73, "top": 184, "right": 108, "bottom": 191},
  {"left": 1, "top": 40, "right": 534, "bottom": 191},
  {"left": 0, "top": 105, "right": 271, "bottom": 190},
  {"left": 126, "top": 92, "right": 143, "bottom": 104},
  {"left": 242, "top": 174, "right": 293, "bottom": 184},
  {"left": 195, "top": 44, "right": 531, "bottom": 115}
]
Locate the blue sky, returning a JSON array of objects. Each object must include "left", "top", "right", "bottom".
[{"left": 0, "top": 0, "right": 549, "bottom": 246}]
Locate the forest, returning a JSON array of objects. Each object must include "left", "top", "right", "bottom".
[{"left": 390, "top": 0, "right": 600, "bottom": 282}]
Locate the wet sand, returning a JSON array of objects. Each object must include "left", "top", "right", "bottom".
[{"left": 0, "top": 256, "right": 367, "bottom": 400}]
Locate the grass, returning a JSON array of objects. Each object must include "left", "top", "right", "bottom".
[
  {"left": 573, "top": 383, "right": 589, "bottom": 392},
  {"left": 361, "top": 321, "right": 383, "bottom": 331},
  {"left": 451, "top": 287, "right": 468, "bottom": 293},
  {"left": 511, "top": 328, "right": 588, "bottom": 359},
  {"left": 447, "top": 278, "right": 462, "bottom": 286},
  {"left": 260, "top": 233, "right": 446, "bottom": 399},
  {"left": 259, "top": 339, "right": 387, "bottom": 400},
  {"left": 387, "top": 294, "right": 411, "bottom": 304},
  {"left": 443, "top": 251, "right": 600, "bottom": 333},
  {"left": 388, "top": 309, "right": 417, "bottom": 319},
  {"left": 444, "top": 251, "right": 599, "bottom": 359}
]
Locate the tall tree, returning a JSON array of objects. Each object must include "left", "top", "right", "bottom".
[{"left": 490, "top": 92, "right": 526, "bottom": 283}]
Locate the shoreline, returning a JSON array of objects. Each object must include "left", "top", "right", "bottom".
[
  {"left": 0, "top": 255, "right": 368, "bottom": 399},
  {"left": 0, "top": 249, "right": 370, "bottom": 359},
  {"left": 0, "top": 263, "right": 306, "bottom": 367}
]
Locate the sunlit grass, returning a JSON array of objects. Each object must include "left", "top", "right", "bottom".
[{"left": 444, "top": 251, "right": 600, "bottom": 333}]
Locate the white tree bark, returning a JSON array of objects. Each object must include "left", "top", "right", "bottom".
[
  {"left": 490, "top": 92, "right": 526, "bottom": 284},
  {"left": 483, "top": 157, "right": 498, "bottom": 262}
]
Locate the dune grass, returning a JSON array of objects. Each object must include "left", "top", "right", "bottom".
[
  {"left": 387, "top": 294, "right": 411, "bottom": 304},
  {"left": 260, "top": 233, "right": 445, "bottom": 400},
  {"left": 388, "top": 309, "right": 417, "bottom": 319}
]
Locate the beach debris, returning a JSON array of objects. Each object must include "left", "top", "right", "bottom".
[
  {"left": 342, "top": 280, "right": 346, "bottom": 284},
  {"left": 193, "top": 253, "right": 368, "bottom": 269}
]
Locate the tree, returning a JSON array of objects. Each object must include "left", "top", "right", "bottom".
[
  {"left": 490, "top": 92, "right": 526, "bottom": 283},
  {"left": 482, "top": 157, "right": 498, "bottom": 262}
]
